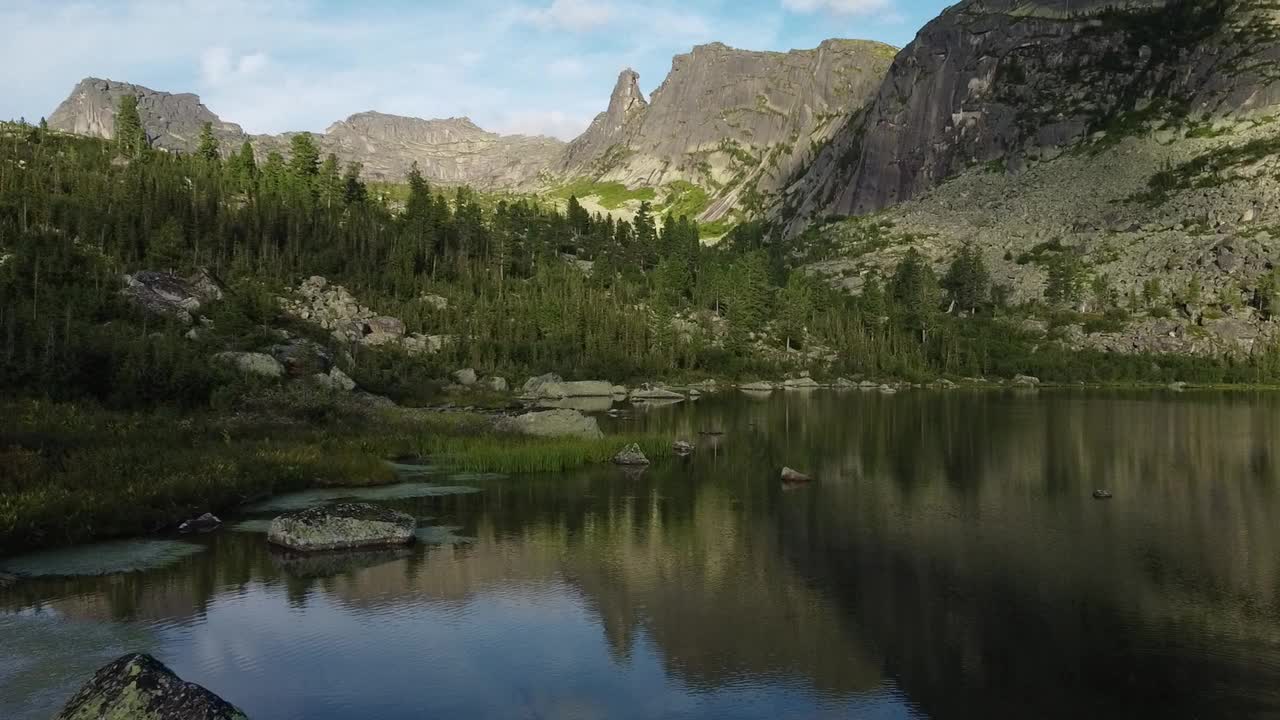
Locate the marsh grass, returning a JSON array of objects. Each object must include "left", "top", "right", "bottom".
[
  {"left": 0, "top": 399, "right": 674, "bottom": 555},
  {"left": 425, "top": 433, "right": 671, "bottom": 473}
]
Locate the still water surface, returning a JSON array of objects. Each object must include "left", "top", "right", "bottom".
[{"left": 4, "top": 390, "right": 1280, "bottom": 719}]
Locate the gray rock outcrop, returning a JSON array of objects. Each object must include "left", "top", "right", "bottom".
[
  {"left": 54, "top": 653, "right": 248, "bottom": 720},
  {"left": 121, "top": 270, "right": 223, "bottom": 325},
  {"left": 497, "top": 409, "right": 603, "bottom": 439},
  {"left": 267, "top": 502, "right": 416, "bottom": 552},
  {"left": 786, "top": 0, "right": 1280, "bottom": 228},
  {"left": 560, "top": 40, "right": 895, "bottom": 222}
]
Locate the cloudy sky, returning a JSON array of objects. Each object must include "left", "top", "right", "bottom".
[{"left": 2, "top": 0, "right": 949, "bottom": 141}]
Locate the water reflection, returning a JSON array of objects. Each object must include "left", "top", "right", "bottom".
[{"left": 3, "top": 390, "right": 1280, "bottom": 719}]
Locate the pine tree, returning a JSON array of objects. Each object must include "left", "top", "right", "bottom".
[
  {"left": 229, "top": 141, "right": 256, "bottom": 190},
  {"left": 1045, "top": 252, "right": 1085, "bottom": 307},
  {"left": 287, "top": 132, "right": 320, "bottom": 180},
  {"left": 891, "top": 248, "right": 941, "bottom": 342},
  {"left": 942, "top": 242, "right": 990, "bottom": 313},
  {"left": 343, "top": 162, "right": 367, "bottom": 205},
  {"left": 318, "top": 153, "right": 343, "bottom": 208},
  {"left": 196, "top": 122, "right": 220, "bottom": 162},
  {"left": 780, "top": 272, "right": 815, "bottom": 351},
  {"left": 114, "top": 95, "right": 147, "bottom": 158}
]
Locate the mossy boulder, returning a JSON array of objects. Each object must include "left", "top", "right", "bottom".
[
  {"left": 267, "top": 502, "right": 416, "bottom": 552},
  {"left": 55, "top": 653, "right": 248, "bottom": 720}
]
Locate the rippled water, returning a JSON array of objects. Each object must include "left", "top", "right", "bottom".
[{"left": 4, "top": 389, "right": 1280, "bottom": 719}]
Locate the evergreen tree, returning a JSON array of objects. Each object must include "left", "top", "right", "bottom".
[
  {"left": 780, "top": 271, "right": 815, "bottom": 351},
  {"left": 343, "top": 162, "right": 367, "bottom": 205},
  {"left": 228, "top": 141, "right": 257, "bottom": 190},
  {"left": 891, "top": 248, "right": 941, "bottom": 342},
  {"left": 114, "top": 95, "right": 147, "bottom": 158},
  {"left": 1044, "top": 252, "right": 1085, "bottom": 307},
  {"left": 318, "top": 154, "right": 343, "bottom": 208},
  {"left": 196, "top": 122, "right": 220, "bottom": 162},
  {"left": 287, "top": 133, "right": 321, "bottom": 181},
  {"left": 942, "top": 242, "right": 990, "bottom": 313}
]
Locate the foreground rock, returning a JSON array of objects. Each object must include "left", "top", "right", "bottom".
[
  {"left": 267, "top": 503, "right": 416, "bottom": 552},
  {"left": 178, "top": 513, "right": 222, "bottom": 534},
  {"left": 213, "top": 352, "right": 284, "bottom": 378},
  {"left": 612, "top": 443, "right": 651, "bottom": 466},
  {"left": 781, "top": 467, "right": 811, "bottom": 483},
  {"left": 54, "top": 653, "right": 248, "bottom": 720},
  {"left": 525, "top": 378, "right": 614, "bottom": 399},
  {"left": 497, "top": 409, "right": 603, "bottom": 439}
]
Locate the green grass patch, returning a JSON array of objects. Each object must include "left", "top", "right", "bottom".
[
  {"left": 425, "top": 433, "right": 670, "bottom": 473},
  {"left": 551, "top": 179, "right": 656, "bottom": 209},
  {"left": 660, "top": 181, "right": 711, "bottom": 220}
]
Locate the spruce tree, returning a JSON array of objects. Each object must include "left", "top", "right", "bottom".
[
  {"left": 287, "top": 132, "right": 320, "bottom": 180},
  {"left": 942, "top": 242, "right": 990, "bottom": 313},
  {"left": 114, "top": 95, "right": 146, "bottom": 158},
  {"left": 196, "top": 122, "right": 220, "bottom": 162}
]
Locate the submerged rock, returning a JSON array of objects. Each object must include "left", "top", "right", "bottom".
[
  {"left": 267, "top": 502, "right": 416, "bottom": 552},
  {"left": 177, "top": 512, "right": 222, "bottom": 534},
  {"left": 630, "top": 386, "right": 685, "bottom": 402},
  {"left": 497, "top": 409, "right": 603, "bottom": 439},
  {"left": 1093, "top": 489, "right": 1114, "bottom": 500},
  {"left": 781, "top": 467, "right": 811, "bottom": 483},
  {"left": 672, "top": 440, "right": 695, "bottom": 456},
  {"left": 613, "top": 443, "right": 651, "bottom": 466},
  {"left": 54, "top": 653, "right": 248, "bottom": 720}
]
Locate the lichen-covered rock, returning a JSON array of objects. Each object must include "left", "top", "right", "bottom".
[
  {"left": 783, "top": 377, "right": 820, "bottom": 390},
  {"left": 267, "top": 503, "right": 416, "bottom": 552},
  {"left": 496, "top": 409, "right": 603, "bottom": 440},
  {"left": 213, "top": 352, "right": 284, "bottom": 379},
  {"left": 54, "top": 653, "right": 248, "bottom": 720},
  {"left": 739, "top": 381, "right": 774, "bottom": 392},
  {"left": 453, "top": 368, "right": 478, "bottom": 386},
  {"left": 269, "top": 339, "right": 332, "bottom": 377},
  {"left": 1012, "top": 374, "right": 1041, "bottom": 387},
  {"left": 672, "top": 440, "right": 696, "bottom": 456},
  {"left": 536, "top": 380, "right": 614, "bottom": 399},
  {"left": 313, "top": 366, "right": 357, "bottom": 392},
  {"left": 177, "top": 513, "right": 221, "bottom": 534},
  {"left": 612, "top": 443, "right": 651, "bottom": 466},
  {"left": 482, "top": 376, "right": 509, "bottom": 392}
]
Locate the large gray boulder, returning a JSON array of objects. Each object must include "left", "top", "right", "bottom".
[
  {"left": 497, "top": 409, "right": 603, "bottom": 439},
  {"left": 213, "top": 352, "right": 284, "bottom": 379},
  {"left": 54, "top": 653, "right": 248, "bottom": 720},
  {"left": 453, "top": 368, "right": 478, "bottom": 386},
  {"left": 521, "top": 373, "right": 563, "bottom": 397},
  {"left": 537, "top": 380, "right": 614, "bottom": 399},
  {"left": 267, "top": 503, "right": 416, "bottom": 552},
  {"left": 269, "top": 338, "right": 332, "bottom": 376}
]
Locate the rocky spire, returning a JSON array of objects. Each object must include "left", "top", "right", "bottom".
[{"left": 559, "top": 69, "right": 649, "bottom": 172}]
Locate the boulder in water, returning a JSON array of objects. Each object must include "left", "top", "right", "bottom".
[
  {"left": 630, "top": 385, "right": 685, "bottom": 402},
  {"left": 267, "top": 502, "right": 416, "bottom": 552},
  {"left": 178, "top": 512, "right": 222, "bottom": 534},
  {"left": 54, "top": 653, "right": 248, "bottom": 720},
  {"left": 1012, "top": 374, "right": 1041, "bottom": 387},
  {"left": 672, "top": 440, "right": 695, "bottom": 456},
  {"left": 613, "top": 443, "right": 651, "bottom": 465},
  {"left": 739, "top": 381, "right": 774, "bottom": 392},
  {"left": 780, "top": 467, "right": 811, "bottom": 483},
  {"left": 1092, "top": 489, "right": 1114, "bottom": 500}
]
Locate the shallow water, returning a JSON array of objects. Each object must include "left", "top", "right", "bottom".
[{"left": 4, "top": 389, "right": 1280, "bottom": 719}]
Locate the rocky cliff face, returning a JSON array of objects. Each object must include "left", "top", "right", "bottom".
[
  {"left": 559, "top": 40, "right": 896, "bottom": 222},
  {"left": 48, "top": 80, "right": 563, "bottom": 187},
  {"left": 47, "top": 78, "right": 247, "bottom": 152},
  {"left": 785, "top": 0, "right": 1280, "bottom": 230}
]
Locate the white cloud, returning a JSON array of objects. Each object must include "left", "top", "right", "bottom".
[
  {"left": 495, "top": 109, "right": 594, "bottom": 140},
  {"left": 200, "top": 47, "right": 269, "bottom": 86},
  {"left": 518, "top": 0, "right": 613, "bottom": 32},
  {"left": 782, "top": 0, "right": 892, "bottom": 15}
]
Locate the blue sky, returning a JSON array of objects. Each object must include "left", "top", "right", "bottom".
[{"left": 1, "top": 0, "right": 951, "bottom": 140}]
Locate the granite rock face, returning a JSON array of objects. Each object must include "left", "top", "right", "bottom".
[
  {"left": 48, "top": 78, "right": 247, "bottom": 154},
  {"left": 561, "top": 40, "right": 895, "bottom": 222},
  {"left": 786, "top": 0, "right": 1280, "bottom": 229},
  {"left": 48, "top": 81, "right": 562, "bottom": 187},
  {"left": 54, "top": 653, "right": 248, "bottom": 720}
]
